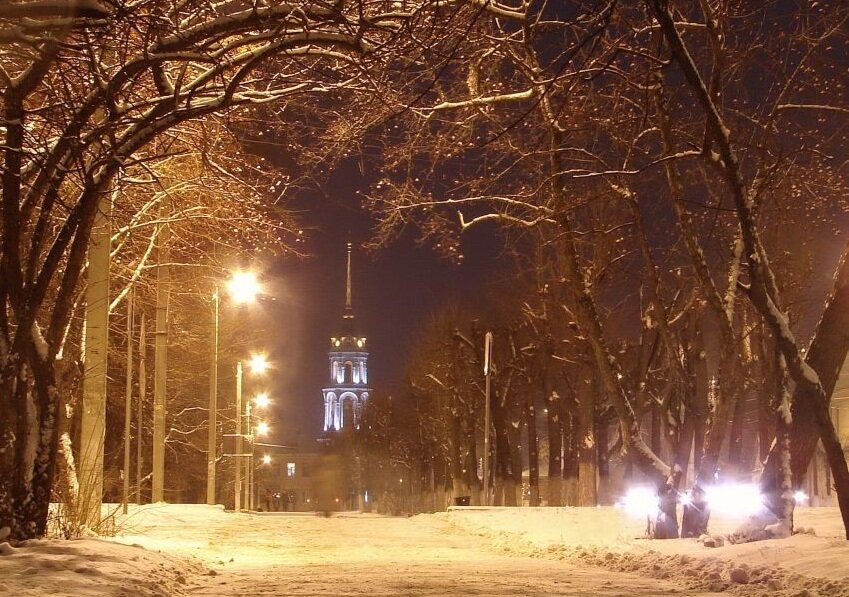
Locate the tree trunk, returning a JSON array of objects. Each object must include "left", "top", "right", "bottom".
[
  {"left": 492, "top": 389, "right": 511, "bottom": 506},
  {"left": 681, "top": 311, "right": 711, "bottom": 537},
  {"left": 465, "top": 419, "right": 478, "bottom": 503},
  {"left": 577, "top": 376, "right": 597, "bottom": 506},
  {"left": 526, "top": 392, "right": 540, "bottom": 506},
  {"left": 595, "top": 413, "right": 612, "bottom": 504},
  {"left": 55, "top": 353, "right": 80, "bottom": 536},
  {"left": 563, "top": 415, "right": 579, "bottom": 506},
  {"left": 449, "top": 405, "right": 467, "bottom": 499},
  {"left": 547, "top": 390, "right": 563, "bottom": 506},
  {"left": 760, "top": 355, "right": 795, "bottom": 532},
  {"left": 727, "top": 381, "right": 747, "bottom": 477},
  {"left": 0, "top": 349, "right": 63, "bottom": 540},
  {"left": 506, "top": 394, "right": 523, "bottom": 507}
]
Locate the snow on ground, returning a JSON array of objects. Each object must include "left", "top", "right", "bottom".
[
  {"left": 109, "top": 504, "right": 712, "bottom": 596},
  {"left": 431, "top": 506, "right": 849, "bottom": 596},
  {"left": 0, "top": 530, "right": 199, "bottom": 596},
  {"left": 2, "top": 503, "right": 848, "bottom": 596}
]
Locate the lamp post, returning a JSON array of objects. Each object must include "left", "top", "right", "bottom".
[
  {"left": 234, "top": 360, "right": 244, "bottom": 512},
  {"left": 246, "top": 394, "right": 271, "bottom": 511},
  {"left": 206, "top": 288, "right": 219, "bottom": 505},
  {"left": 122, "top": 287, "right": 134, "bottom": 515},
  {"left": 207, "top": 270, "right": 261, "bottom": 508},
  {"left": 233, "top": 355, "right": 269, "bottom": 512},
  {"left": 483, "top": 331, "right": 493, "bottom": 506}
]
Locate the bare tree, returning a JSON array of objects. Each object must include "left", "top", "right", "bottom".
[
  {"left": 358, "top": 0, "right": 849, "bottom": 539},
  {"left": 0, "top": 0, "right": 528, "bottom": 540}
]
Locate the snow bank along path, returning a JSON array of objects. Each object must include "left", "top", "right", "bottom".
[
  {"left": 433, "top": 506, "right": 849, "bottom": 596},
  {"left": 3, "top": 504, "right": 720, "bottom": 596},
  {"left": 0, "top": 532, "right": 198, "bottom": 597}
]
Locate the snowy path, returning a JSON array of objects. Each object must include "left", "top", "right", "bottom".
[
  {"left": 125, "top": 511, "right": 710, "bottom": 596},
  {"left": 9, "top": 505, "right": 846, "bottom": 595}
]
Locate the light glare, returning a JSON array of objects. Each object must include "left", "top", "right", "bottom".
[
  {"left": 249, "top": 354, "right": 270, "bottom": 374},
  {"left": 793, "top": 490, "right": 808, "bottom": 504},
  {"left": 262, "top": 454, "right": 272, "bottom": 465},
  {"left": 227, "top": 271, "right": 261, "bottom": 304},
  {"left": 705, "top": 483, "right": 765, "bottom": 517},
  {"left": 618, "top": 486, "right": 659, "bottom": 518},
  {"left": 254, "top": 393, "right": 271, "bottom": 408},
  {"left": 255, "top": 421, "right": 270, "bottom": 436}
]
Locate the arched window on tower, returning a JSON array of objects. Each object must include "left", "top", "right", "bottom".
[{"left": 344, "top": 362, "right": 353, "bottom": 384}]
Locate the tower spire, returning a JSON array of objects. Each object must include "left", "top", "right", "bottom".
[{"left": 344, "top": 241, "right": 354, "bottom": 320}]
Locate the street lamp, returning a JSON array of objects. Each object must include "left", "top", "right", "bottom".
[
  {"left": 206, "top": 288, "right": 220, "bottom": 506},
  {"left": 227, "top": 270, "right": 262, "bottom": 304},
  {"left": 248, "top": 353, "right": 270, "bottom": 374},
  {"left": 207, "top": 268, "right": 264, "bottom": 507},
  {"left": 235, "top": 361, "right": 270, "bottom": 512},
  {"left": 244, "top": 393, "right": 271, "bottom": 511},
  {"left": 254, "top": 392, "right": 271, "bottom": 409}
]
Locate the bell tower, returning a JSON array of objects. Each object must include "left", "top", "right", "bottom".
[{"left": 322, "top": 243, "right": 371, "bottom": 431}]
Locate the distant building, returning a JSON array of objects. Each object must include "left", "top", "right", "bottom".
[
  {"left": 257, "top": 448, "right": 321, "bottom": 511},
  {"left": 322, "top": 242, "right": 371, "bottom": 432}
]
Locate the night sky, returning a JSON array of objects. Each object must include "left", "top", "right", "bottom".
[{"left": 263, "top": 160, "right": 508, "bottom": 445}]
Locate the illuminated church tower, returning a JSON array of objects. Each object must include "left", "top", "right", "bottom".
[{"left": 322, "top": 243, "right": 371, "bottom": 431}]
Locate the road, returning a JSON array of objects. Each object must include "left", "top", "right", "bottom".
[{"left": 156, "top": 512, "right": 711, "bottom": 597}]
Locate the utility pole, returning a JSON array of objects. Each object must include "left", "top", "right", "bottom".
[
  {"left": 152, "top": 223, "right": 170, "bottom": 502},
  {"left": 483, "top": 331, "right": 493, "bottom": 506},
  {"left": 207, "top": 288, "right": 220, "bottom": 505},
  {"left": 246, "top": 402, "right": 253, "bottom": 511},
  {"left": 137, "top": 316, "right": 146, "bottom": 503},
  {"left": 122, "top": 288, "right": 134, "bottom": 514},
  {"left": 234, "top": 361, "right": 243, "bottom": 512},
  {"left": 79, "top": 188, "right": 112, "bottom": 527}
]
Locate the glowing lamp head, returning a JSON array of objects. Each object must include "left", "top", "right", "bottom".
[
  {"left": 254, "top": 393, "right": 271, "bottom": 408},
  {"left": 248, "top": 354, "right": 270, "bottom": 374},
  {"left": 680, "top": 492, "right": 693, "bottom": 507},
  {"left": 262, "top": 454, "right": 272, "bottom": 465},
  {"left": 793, "top": 490, "right": 808, "bottom": 504},
  {"left": 227, "top": 270, "right": 261, "bottom": 304},
  {"left": 255, "top": 421, "right": 270, "bottom": 436}
]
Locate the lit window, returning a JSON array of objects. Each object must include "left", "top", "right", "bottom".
[{"left": 287, "top": 462, "right": 296, "bottom": 477}]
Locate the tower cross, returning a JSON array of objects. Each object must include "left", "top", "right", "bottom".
[{"left": 344, "top": 241, "right": 353, "bottom": 320}]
